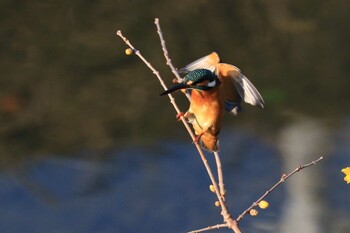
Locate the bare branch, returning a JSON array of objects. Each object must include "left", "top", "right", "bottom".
[
  {"left": 236, "top": 156, "right": 324, "bottom": 222},
  {"left": 188, "top": 223, "right": 228, "bottom": 233},
  {"left": 116, "top": 31, "right": 169, "bottom": 93},
  {"left": 214, "top": 151, "right": 226, "bottom": 201},
  {"left": 154, "top": 18, "right": 184, "bottom": 84}
]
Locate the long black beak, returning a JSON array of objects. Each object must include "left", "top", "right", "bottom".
[{"left": 160, "top": 82, "right": 189, "bottom": 96}]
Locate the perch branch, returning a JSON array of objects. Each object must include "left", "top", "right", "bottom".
[
  {"left": 116, "top": 29, "right": 240, "bottom": 233},
  {"left": 236, "top": 156, "right": 324, "bottom": 222}
]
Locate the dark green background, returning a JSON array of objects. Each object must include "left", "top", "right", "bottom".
[{"left": 0, "top": 0, "right": 349, "bottom": 164}]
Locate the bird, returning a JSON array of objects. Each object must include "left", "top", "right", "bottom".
[{"left": 160, "top": 52, "right": 264, "bottom": 152}]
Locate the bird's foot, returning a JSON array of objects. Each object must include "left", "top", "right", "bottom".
[
  {"left": 193, "top": 132, "right": 204, "bottom": 144},
  {"left": 193, "top": 135, "right": 200, "bottom": 144},
  {"left": 176, "top": 112, "right": 185, "bottom": 121}
]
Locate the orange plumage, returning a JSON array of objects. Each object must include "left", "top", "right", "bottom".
[{"left": 186, "top": 83, "right": 223, "bottom": 151}]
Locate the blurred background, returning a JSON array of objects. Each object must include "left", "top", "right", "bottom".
[{"left": 0, "top": 0, "right": 349, "bottom": 232}]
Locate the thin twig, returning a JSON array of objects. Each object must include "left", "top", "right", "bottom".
[
  {"left": 154, "top": 18, "right": 182, "bottom": 82},
  {"left": 154, "top": 18, "right": 190, "bottom": 100},
  {"left": 236, "top": 156, "right": 324, "bottom": 222},
  {"left": 214, "top": 151, "right": 226, "bottom": 201},
  {"left": 188, "top": 223, "right": 228, "bottom": 233},
  {"left": 116, "top": 30, "right": 193, "bottom": 139},
  {"left": 116, "top": 30, "right": 240, "bottom": 232},
  {"left": 154, "top": 18, "right": 227, "bottom": 202}
]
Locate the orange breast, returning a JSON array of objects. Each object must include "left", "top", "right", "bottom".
[{"left": 188, "top": 87, "right": 223, "bottom": 138}]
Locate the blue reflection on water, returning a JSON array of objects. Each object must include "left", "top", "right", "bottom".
[{"left": 0, "top": 122, "right": 349, "bottom": 233}]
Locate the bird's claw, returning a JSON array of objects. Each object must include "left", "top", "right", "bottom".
[
  {"left": 176, "top": 112, "right": 185, "bottom": 121},
  {"left": 193, "top": 135, "right": 200, "bottom": 144},
  {"left": 193, "top": 132, "right": 204, "bottom": 144}
]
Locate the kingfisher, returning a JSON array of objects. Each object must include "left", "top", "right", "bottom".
[{"left": 160, "top": 52, "right": 264, "bottom": 152}]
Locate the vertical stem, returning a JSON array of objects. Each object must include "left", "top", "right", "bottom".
[{"left": 214, "top": 151, "right": 226, "bottom": 201}]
